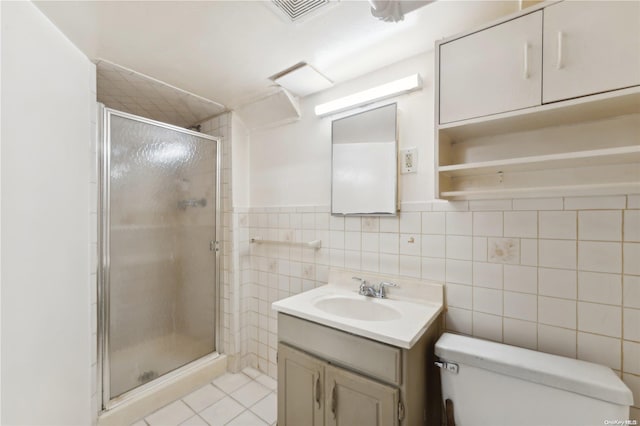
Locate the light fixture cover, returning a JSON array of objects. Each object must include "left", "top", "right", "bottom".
[
  {"left": 236, "top": 88, "right": 301, "bottom": 130},
  {"left": 315, "top": 74, "right": 422, "bottom": 117},
  {"left": 274, "top": 64, "right": 333, "bottom": 97}
]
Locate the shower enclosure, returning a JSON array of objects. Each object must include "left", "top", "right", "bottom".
[{"left": 99, "top": 108, "right": 221, "bottom": 409}]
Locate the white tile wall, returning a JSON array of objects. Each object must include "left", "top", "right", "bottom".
[
  {"left": 446, "top": 236, "right": 472, "bottom": 260},
  {"left": 513, "top": 197, "right": 563, "bottom": 211},
  {"left": 473, "top": 262, "right": 503, "bottom": 289},
  {"left": 504, "top": 211, "right": 537, "bottom": 238},
  {"left": 539, "top": 211, "right": 577, "bottom": 240},
  {"left": 504, "top": 265, "right": 537, "bottom": 294},
  {"left": 199, "top": 113, "right": 249, "bottom": 371},
  {"left": 624, "top": 341, "right": 640, "bottom": 376},
  {"left": 504, "top": 291, "right": 537, "bottom": 322},
  {"left": 577, "top": 332, "right": 621, "bottom": 370},
  {"left": 503, "top": 318, "right": 537, "bottom": 350},
  {"left": 565, "top": 195, "right": 626, "bottom": 210},
  {"left": 577, "top": 302, "right": 621, "bottom": 338},
  {"left": 578, "top": 271, "right": 621, "bottom": 305},
  {"left": 539, "top": 296, "right": 576, "bottom": 329},
  {"left": 624, "top": 276, "right": 640, "bottom": 308},
  {"left": 242, "top": 195, "right": 640, "bottom": 415},
  {"left": 624, "top": 243, "right": 640, "bottom": 275},
  {"left": 624, "top": 308, "right": 640, "bottom": 342},
  {"left": 472, "top": 311, "right": 503, "bottom": 342},
  {"left": 578, "top": 210, "right": 622, "bottom": 241},
  {"left": 473, "top": 212, "right": 503, "bottom": 237},
  {"left": 445, "top": 212, "right": 472, "bottom": 235},
  {"left": 538, "top": 268, "right": 576, "bottom": 299},
  {"left": 578, "top": 241, "right": 622, "bottom": 274},
  {"left": 473, "top": 287, "right": 503, "bottom": 315},
  {"left": 539, "top": 240, "right": 577, "bottom": 269},
  {"left": 625, "top": 210, "right": 640, "bottom": 242},
  {"left": 538, "top": 324, "right": 577, "bottom": 358}
]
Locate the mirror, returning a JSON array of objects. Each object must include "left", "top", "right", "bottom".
[{"left": 331, "top": 103, "right": 397, "bottom": 216}]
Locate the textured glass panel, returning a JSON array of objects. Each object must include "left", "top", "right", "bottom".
[{"left": 108, "top": 114, "right": 217, "bottom": 398}]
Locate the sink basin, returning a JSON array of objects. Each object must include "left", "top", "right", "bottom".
[
  {"left": 313, "top": 295, "right": 402, "bottom": 321},
  {"left": 272, "top": 270, "right": 444, "bottom": 348}
]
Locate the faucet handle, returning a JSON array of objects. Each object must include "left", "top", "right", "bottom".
[
  {"left": 377, "top": 281, "right": 398, "bottom": 298},
  {"left": 352, "top": 276, "right": 368, "bottom": 285},
  {"left": 353, "top": 276, "right": 372, "bottom": 295}
]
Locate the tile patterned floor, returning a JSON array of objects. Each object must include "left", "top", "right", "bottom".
[{"left": 131, "top": 368, "right": 277, "bottom": 426}]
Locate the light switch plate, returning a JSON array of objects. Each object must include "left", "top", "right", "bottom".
[{"left": 401, "top": 148, "right": 417, "bottom": 174}]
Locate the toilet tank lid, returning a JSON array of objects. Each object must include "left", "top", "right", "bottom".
[{"left": 435, "top": 333, "right": 633, "bottom": 406}]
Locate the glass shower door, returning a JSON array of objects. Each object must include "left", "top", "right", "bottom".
[{"left": 102, "top": 110, "right": 219, "bottom": 401}]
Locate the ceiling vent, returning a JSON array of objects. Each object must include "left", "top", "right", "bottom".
[{"left": 269, "top": 0, "right": 335, "bottom": 22}]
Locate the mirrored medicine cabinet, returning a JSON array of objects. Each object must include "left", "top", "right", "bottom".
[{"left": 331, "top": 103, "right": 398, "bottom": 216}]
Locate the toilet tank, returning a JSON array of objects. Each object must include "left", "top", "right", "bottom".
[{"left": 435, "top": 333, "right": 633, "bottom": 426}]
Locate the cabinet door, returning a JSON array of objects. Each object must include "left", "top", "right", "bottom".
[
  {"left": 543, "top": 1, "right": 640, "bottom": 103},
  {"left": 278, "top": 343, "right": 324, "bottom": 426},
  {"left": 325, "top": 364, "right": 400, "bottom": 426},
  {"left": 439, "top": 11, "right": 542, "bottom": 124}
]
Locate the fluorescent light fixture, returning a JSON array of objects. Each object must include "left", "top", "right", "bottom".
[{"left": 314, "top": 74, "right": 422, "bottom": 117}]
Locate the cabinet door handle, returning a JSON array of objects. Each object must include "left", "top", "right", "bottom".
[
  {"left": 331, "top": 382, "right": 337, "bottom": 418},
  {"left": 314, "top": 374, "right": 321, "bottom": 409},
  {"left": 523, "top": 42, "right": 529, "bottom": 79},
  {"left": 556, "top": 31, "right": 564, "bottom": 70}
]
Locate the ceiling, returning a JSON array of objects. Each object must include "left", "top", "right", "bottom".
[
  {"left": 97, "top": 60, "right": 225, "bottom": 127},
  {"left": 35, "top": 1, "right": 519, "bottom": 110}
]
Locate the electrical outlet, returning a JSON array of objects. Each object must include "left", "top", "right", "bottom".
[{"left": 401, "top": 148, "right": 417, "bottom": 174}]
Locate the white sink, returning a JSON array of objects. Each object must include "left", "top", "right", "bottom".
[
  {"left": 272, "top": 270, "right": 444, "bottom": 349},
  {"left": 313, "top": 295, "right": 403, "bottom": 321}
]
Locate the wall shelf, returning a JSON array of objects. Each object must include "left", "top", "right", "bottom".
[
  {"left": 440, "top": 182, "right": 640, "bottom": 201},
  {"left": 439, "top": 145, "right": 640, "bottom": 177},
  {"left": 436, "top": 88, "right": 640, "bottom": 200},
  {"left": 439, "top": 87, "right": 640, "bottom": 142}
]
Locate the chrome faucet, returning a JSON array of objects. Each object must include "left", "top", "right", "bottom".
[{"left": 353, "top": 277, "right": 398, "bottom": 298}]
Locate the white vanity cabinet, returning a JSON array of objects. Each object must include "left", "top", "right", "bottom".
[
  {"left": 435, "top": 0, "right": 640, "bottom": 199},
  {"left": 439, "top": 11, "right": 542, "bottom": 124},
  {"left": 277, "top": 313, "right": 443, "bottom": 426},
  {"left": 542, "top": 1, "right": 640, "bottom": 103}
]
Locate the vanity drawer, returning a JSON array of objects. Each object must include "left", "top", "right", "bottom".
[{"left": 278, "top": 313, "right": 402, "bottom": 386}]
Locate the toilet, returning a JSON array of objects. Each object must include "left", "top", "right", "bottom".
[{"left": 435, "top": 333, "right": 634, "bottom": 426}]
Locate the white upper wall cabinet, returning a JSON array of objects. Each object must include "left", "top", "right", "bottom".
[
  {"left": 542, "top": 1, "right": 640, "bottom": 104},
  {"left": 439, "top": 11, "right": 542, "bottom": 124},
  {"left": 434, "top": 1, "right": 640, "bottom": 200}
]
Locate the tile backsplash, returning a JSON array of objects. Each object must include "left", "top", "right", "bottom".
[{"left": 242, "top": 195, "right": 640, "bottom": 416}]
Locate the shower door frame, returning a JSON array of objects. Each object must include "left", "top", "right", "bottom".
[{"left": 97, "top": 106, "right": 223, "bottom": 412}]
